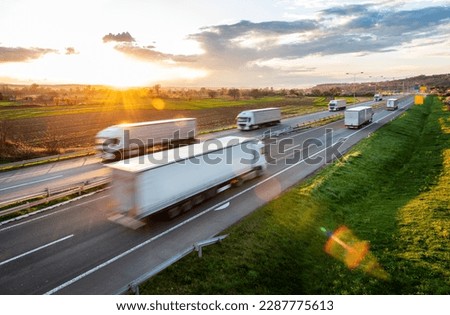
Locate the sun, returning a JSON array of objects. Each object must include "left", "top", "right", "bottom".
[{"left": 0, "top": 43, "right": 207, "bottom": 87}]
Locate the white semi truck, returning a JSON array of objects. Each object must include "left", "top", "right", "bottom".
[
  {"left": 236, "top": 108, "right": 281, "bottom": 130},
  {"left": 386, "top": 98, "right": 399, "bottom": 111},
  {"left": 373, "top": 94, "right": 383, "bottom": 102},
  {"left": 328, "top": 99, "right": 347, "bottom": 111},
  {"left": 107, "top": 136, "right": 267, "bottom": 228},
  {"left": 95, "top": 118, "right": 197, "bottom": 161},
  {"left": 345, "top": 106, "right": 374, "bottom": 129}
]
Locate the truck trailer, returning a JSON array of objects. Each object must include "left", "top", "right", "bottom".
[
  {"left": 236, "top": 108, "right": 281, "bottom": 130},
  {"left": 95, "top": 118, "right": 197, "bottom": 161},
  {"left": 386, "top": 98, "right": 399, "bottom": 111},
  {"left": 328, "top": 99, "right": 347, "bottom": 111},
  {"left": 106, "top": 136, "right": 267, "bottom": 228},
  {"left": 344, "top": 106, "right": 374, "bottom": 129}
]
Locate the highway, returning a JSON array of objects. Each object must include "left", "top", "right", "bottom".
[
  {"left": 0, "top": 99, "right": 373, "bottom": 203},
  {"left": 0, "top": 96, "right": 413, "bottom": 294}
]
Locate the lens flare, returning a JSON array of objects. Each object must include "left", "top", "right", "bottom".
[
  {"left": 254, "top": 178, "right": 282, "bottom": 202},
  {"left": 321, "top": 226, "right": 389, "bottom": 280},
  {"left": 151, "top": 98, "right": 165, "bottom": 110}
]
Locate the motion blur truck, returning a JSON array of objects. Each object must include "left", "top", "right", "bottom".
[
  {"left": 95, "top": 118, "right": 197, "bottom": 161},
  {"left": 106, "top": 136, "right": 267, "bottom": 228},
  {"left": 386, "top": 98, "right": 399, "bottom": 111},
  {"left": 236, "top": 108, "right": 281, "bottom": 130},
  {"left": 344, "top": 106, "right": 374, "bottom": 129},
  {"left": 328, "top": 99, "right": 347, "bottom": 111}
]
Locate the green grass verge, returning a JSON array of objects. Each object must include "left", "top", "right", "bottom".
[
  {"left": 159, "top": 96, "right": 284, "bottom": 110},
  {"left": 0, "top": 101, "right": 19, "bottom": 107},
  {"left": 140, "top": 95, "right": 449, "bottom": 294}
]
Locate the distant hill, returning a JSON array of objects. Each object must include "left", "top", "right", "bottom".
[{"left": 311, "top": 73, "right": 450, "bottom": 96}]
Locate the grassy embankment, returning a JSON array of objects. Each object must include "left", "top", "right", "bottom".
[{"left": 140, "top": 95, "right": 449, "bottom": 294}]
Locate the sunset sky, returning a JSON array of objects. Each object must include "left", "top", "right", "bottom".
[{"left": 0, "top": 0, "right": 449, "bottom": 88}]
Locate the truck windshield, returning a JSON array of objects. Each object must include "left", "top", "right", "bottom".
[
  {"left": 237, "top": 117, "right": 249, "bottom": 122},
  {"left": 96, "top": 138, "right": 120, "bottom": 146}
]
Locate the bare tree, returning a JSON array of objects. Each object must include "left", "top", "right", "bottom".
[
  {"left": 228, "top": 88, "right": 240, "bottom": 100},
  {"left": 208, "top": 89, "right": 218, "bottom": 98}
]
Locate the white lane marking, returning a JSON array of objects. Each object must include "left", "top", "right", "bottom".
[
  {"left": 215, "top": 202, "right": 230, "bottom": 211},
  {"left": 0, "top": 234, "right": 74, "bottom": 267},
  {"left": 0, "top": 175, "right": 63, "bottom": 192},
  {"left": 45, "top": 101, "right": 414, "bottom": 294}
]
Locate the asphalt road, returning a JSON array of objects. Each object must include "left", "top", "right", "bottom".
[
  {"left": 0, "top": 96, "right": 413, "bottom": 294},
  {"left": 0, "top": 98, "right": 377, "bottom": 203}
]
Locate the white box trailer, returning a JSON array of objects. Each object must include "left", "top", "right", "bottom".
[
  {"left": 107, "top": 136, "right": 267, "bottom": 227},
  {"left": 236, "top": 108, "right": 281, "bottom": 130},
  {"left": 95, "top": 118, "right": 197, "bottom": 161},
  {"left": 345, "top": 106, "right": 374, "bottom": 129},
  {"left": 386, "top": 98, "right": 399, "bottom": 111},
  {"left": 328, "top": 99, "right": 347, "bottom": 111}
]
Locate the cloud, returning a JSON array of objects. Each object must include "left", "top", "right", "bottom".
[
  {"left": 321, "top": 4, "right": 372, "bottom": 16},
  {"left": 101, "top": 32, "right": 194, "bottom": 63},
  {"left": 113, "top": 43, "right": 197, "bottom": 63},
  {"left": 102, "top": 4, "right": 450, "bottom": 87},
  {"left": 65, "top": 47, "right": 78, "bottom": 55},
  {"left": 186, "top": 5, "right": 450, "bottom": 65},
  {"left": 102, "top": 31, "right": 135, "bottom": 43},
  {"left": 167, "top": 4, "right": 448, "bottom": 86},
  {"left": 0, "top": 46, "right": 56, "bottom": 63}
]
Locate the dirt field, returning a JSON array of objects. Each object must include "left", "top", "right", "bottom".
[{"left": 1, "top": 99, "right": 325, "bottom": 161}]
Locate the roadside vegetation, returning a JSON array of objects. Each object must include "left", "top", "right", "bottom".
[{"left": 140, "top": 95, "right": 449, "bottom": 294}]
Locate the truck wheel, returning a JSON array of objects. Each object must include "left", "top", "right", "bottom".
[
  {"left": 232, "top": 177, "right": 244, "bottom": 187},
  {"left": 180, "top": 200, "right": 193, "bottom": 213},
  {"left": 113, "top": 151, "right": 122, "bottom": 161},
  {"left": 255, "top": 168, "right": 264, "bottom": 177},
  {"left": 166, "top": 206, "right": 181, "bottom": 219},
  {"left": 193, "top": 194, "right": 205, "bottom": 205},
  {"left": 205, "top": 188, "right": 217, "bottom": 199}
]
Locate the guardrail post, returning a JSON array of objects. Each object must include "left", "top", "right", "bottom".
[
  {"left": 194, "top": 235, "right": 228, "bottom": 258},
  {"left": 128, "top": 283, "right": 139, "bottom": 295},
  {"left": 196, "top": 245, "right": 204, "bottom": 258}
]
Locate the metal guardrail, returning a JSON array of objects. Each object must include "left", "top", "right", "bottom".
[
  {"left": 122, "top": 234, "right": 228, "bottom": 295},
  {"left": 260, "top": 113, "right": 344, "bottom": 140},
  {"left": 0, "top": 176, "right": 111, "bottom": 217}
]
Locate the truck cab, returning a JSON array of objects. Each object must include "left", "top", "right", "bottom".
[
  {"left": 236, "top": 111, "right": 254, "bottom": 130},
  {"left": 328, "top": 99, "right": 347, "bottom": 111},
  {"left": 236, "top": 108, "right": 281, "bottom": 130},
  {"left": 95, "top": 126, "right": 125, "bottom": 161},
  {"left": 373, "top": 94, "right": 383, "bottom": 102}
]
